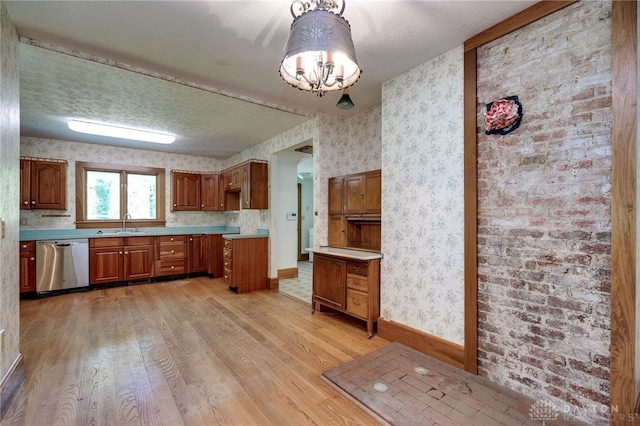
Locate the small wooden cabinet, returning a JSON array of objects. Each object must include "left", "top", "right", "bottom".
[
  {"left": 201, "top": 174, "right": 221, "bottom": 210},
  {"left": 20, "top": 158, "right": 67, "bottom": 210},
  {"left": 19, "top": 241, "right": 36, "bottom": 293},
  {"left": 90, "top": 236, "right": 154, "bottom": 285},
  {"left": 156, "top": 235, "right": 187, "bottom": 276},
  {"left": 312, "top": 251, "right": 381, "bottom": 338},
  {"left": 223, "top": 236, "right": 269, "bottom": 293},
  {"left": 240, "top": 162, "right": 268, "bottom": 209}
]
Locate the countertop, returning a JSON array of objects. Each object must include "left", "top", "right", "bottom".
[
  {"left": 307, "top": 246, "right": 383, "bottom": 260},
  {"left": 222, "top": 234, "right": 268, "bottom": 239},
  {"left": 20, "top": 226, "right": 249, "bottom": 241}
]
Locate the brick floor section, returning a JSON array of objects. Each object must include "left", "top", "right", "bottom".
[{"left": 322, "top": 342, "right": 588, "bottom": 426}]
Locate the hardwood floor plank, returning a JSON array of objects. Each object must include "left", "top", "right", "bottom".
[{"left": 4, "top": 277, "right": 388, "bottom": 425}]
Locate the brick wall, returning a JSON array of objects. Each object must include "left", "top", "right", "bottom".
[{"left": 476, "top": 2, "right": 612, "bottom": 424}]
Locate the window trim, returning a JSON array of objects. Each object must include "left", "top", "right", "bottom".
[{"left": 75, "top": 161, "right": 166, "bottom": 229}]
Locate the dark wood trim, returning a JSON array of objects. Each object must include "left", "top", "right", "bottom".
[
  {"left": 269, "top": 277, "right": 279, "bottom": 290},
  {"left": 462, "top": 0, "right": 579, "bottom": 375},
  {"left": 463, "top": 47, "right": 478, "bottom": 374},
  {"left": 0, "top": 354, "right": 24, "bottom": 421},
  {"left": 464, "top": 1, "right": 578, "bottom": 52},
  {"left": 378, "top": 320, "right": 464, "bottom": 370},
  {"left": 277, "top": 268, "right": 298, "bottom": 279},
  {"left": 610, "top": 0, "right": 637, "bottom": 420}
]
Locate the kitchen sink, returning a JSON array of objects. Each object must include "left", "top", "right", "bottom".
[{"left": 95, "top": 230, "right": 149, "bottom": 236}]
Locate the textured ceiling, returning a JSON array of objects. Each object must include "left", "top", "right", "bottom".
[{"left": 6, "top": 0, "right": 538, "bottom": 159}]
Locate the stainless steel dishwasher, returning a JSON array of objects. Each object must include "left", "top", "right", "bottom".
[{"left": 36, "top": 239, "right": 89, "bottom": 293}]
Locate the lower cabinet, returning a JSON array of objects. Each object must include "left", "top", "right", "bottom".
[
  {"left": 188, "top": 234, "right": 208, "bottom": 275},
  {"left": 223, "top": 236, "right": 269, "bottom": 293},
  {"left": 155, "top": 235, "right": 187, "bottom": 276},
  {"left": 312, "top": 252, "right": 381, "bottom": 338},
  {"left": 19, "top": 241, "right": 36, "bottom": 293},
  {"left": 90, "top": 237, "right": 154, "bottom": 285}
]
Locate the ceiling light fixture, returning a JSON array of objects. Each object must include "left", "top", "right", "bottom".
[
  {"left": 279, "top": 0, "right": 362, "bottom": 97},
  {"left": 336, "top": 88, "right": 354, "bottom": 110},
  {"left": 68, "top": 120, "right": 175, "bottom": 144}
]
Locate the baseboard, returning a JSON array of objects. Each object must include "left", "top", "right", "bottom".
[
  {"left": 277, "top": 267, "right": 298, "bottom": 279},
  {"left": 269, "top": 277, "right": 279, "bottom": 290},
  {"left": 378, "top": 319, "right": 465, "bottom": 370},
  {"left": 0, "top": 353, "right": 24, "bottom": 420}
]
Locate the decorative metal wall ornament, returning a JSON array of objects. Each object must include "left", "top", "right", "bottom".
[
  {"left": 484, "top": 95, "right": 523, "bottom": 135},
  {"left": 279, "top": 0, "right": 362, "bottom": 96}
]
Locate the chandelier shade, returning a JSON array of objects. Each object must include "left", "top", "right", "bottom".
[{"left": 280, "top": 3, "right": 361, "bottom": 95}]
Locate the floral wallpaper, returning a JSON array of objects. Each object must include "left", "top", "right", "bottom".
[
  {"left": 20, "top": 137, "right": 226, "bottom": 229},
  {"left": 381, "top": 47, "right": 465, "bottom": 345},
  {"left": 0, "top": 0, "right": 21, "bottom": 385}
]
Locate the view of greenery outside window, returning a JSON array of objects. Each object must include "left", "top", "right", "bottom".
[{"left": 76, "top": 162, "right": 165, "bottom": 229}]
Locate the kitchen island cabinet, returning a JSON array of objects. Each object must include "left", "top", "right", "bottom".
[
  {"left": 310, "top": 247, "right": 382, "bottom": 338},
  {"left": 223, "top": 235, "right": 269, "bottom": 293}
]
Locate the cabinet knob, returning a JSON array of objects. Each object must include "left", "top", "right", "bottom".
[
  {"left": 171, "top": 250, "right": 175, "bottom": 254},
  {"left": 171, "top": 265, "right": 175, "bottom": 269},
  {"left": 30, "top": 257, "right": 35, "bottom": 261},
  {"left": 201, "top": 205, "right": 204, "bottom": 208},
  {"left": 22, "top": 244, "right": 27, "bottom": 249},
  {"left": 31, "top": 201, "right": 36, "bottom": 204},
  {"left": 119, "top": 251, "right": 123, "bottom": 255},
  {"left": 23, "top": 201, "right": 28, "bottom": 205}
]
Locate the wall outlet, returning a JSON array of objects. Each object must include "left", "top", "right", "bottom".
[
  {"left": 0, "top": 329, "right": 4, "bottom": 352},
  {"left": 20, "top": 218, "right": 28, "bottom": 226}
]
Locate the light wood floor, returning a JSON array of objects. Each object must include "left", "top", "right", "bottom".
[{"left": 3, "top": 277, "right": 388, "bottom": 425}]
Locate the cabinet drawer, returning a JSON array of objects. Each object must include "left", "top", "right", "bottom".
[
  {"left": 346, "top": 289, "right": 368, "bottom": 319},
  {"left": 157, "top": 259, "right": 186, "bottom": 275},
  {"left": 223, "top": 247, "right": 232, "bottom": 260},
  {"left": 346, "top": 274, "right": 368, "bottom": 292},
  {"left": 223, "top": 268, "right": 233, "bottom": 286},
  {"left": 90, "top": 237, "right": 124, "bottom": 248},
  {"left": 157, "top": 235, "right": 187, "bottom": 243},
  {"left": 223, "top": 259, "right": 232, "bottom": 270},
  {"left": 125, "top": 236, "right": 154, "bottom": 246},
  {"left": 347, "top": 261, "right": 368, "bottom": 276},
  {"left": 158, "top": 242, "right": 186, "bottom": 259},
  {"left": 223, "top": 239, "right": 232, "bottom": 249},
  {"left": 20, "top": 241, "right": 36, "bottom": 251}
]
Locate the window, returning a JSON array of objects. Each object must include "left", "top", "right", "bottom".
[{"left": 76, "top": 162, "right": 165, "bottom": 228}]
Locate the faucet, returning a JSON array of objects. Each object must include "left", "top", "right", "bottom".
[{"left": 122, "top": 213, "right": 132, "bottom": 233}]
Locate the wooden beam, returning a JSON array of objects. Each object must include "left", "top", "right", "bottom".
[{"left": 610, "top": 0, "right": 637, "bottom": 420}]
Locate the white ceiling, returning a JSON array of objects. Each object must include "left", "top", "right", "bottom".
[{"left": 6, "top": 0, "right": 537, "bottom": 159}]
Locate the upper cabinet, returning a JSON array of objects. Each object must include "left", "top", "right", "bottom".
[
  {"left": 327, "top": 169, "right": 381, "bottom": 251},
  {"left": 20, "top": 158, "right": 67, "bottom": 210},
  {"left": 329, "top": 170, "right": 381, "bottom": 216},
  {"left": 171, "top": 171, "right": 201, "bottom": 211},
  {"left": 171, "top": 161, "right": 268, "bottom": 212},
  {"left": 171, "top": 171, "right": 222, "bottom": 211}
]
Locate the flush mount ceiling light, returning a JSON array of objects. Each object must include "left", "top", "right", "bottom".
[
  {"left": 68, "top": 120, "right": 175, "bottom": 144},
  {"left": 279, "top": 0, "right": 362, "bottom": 97}
]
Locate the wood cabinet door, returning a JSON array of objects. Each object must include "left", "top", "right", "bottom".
[
  {"left": 328, "top": 215, "right": 346, "bottom": 247},
  {"left": 19, "top": 250, "right": 36, "bottom": 292},
  {"left": 90, "top": 247, "right": 124, "bottom": 284},
  {"left": 328, "top": 176, "right": 344, "bottom": 215},
  {"left": 208, "top": 234, "right": 224, "bottom": 278},
  {"left": 363, "top": 170, "right": 382, "bottom": 214},
  {"left": 189, "top": 234, "right": 208, "bottom": 274},
  {"left": 172, "top": 172, "right": 200, "bottom": 211},
  {"left": 31, "top": 161, "right": 67, "bottom": 210},
  {"left": 229, "top": 167, "right": 241, "bottom": 191},
  {"left": 242, "top": 162, "right": 268, "bottom": 209},
  {"left": 344, "top": 174, "right": 364, "bottom": 214},
  {"left": 312, "top": 255, "right": 346, "bottom": 309},
  {"left": 201, "top": 174, "right": 220, "bottom": 211},
  {"left": 20, "top": 159, "right": 31, "bottom": 210},
  {"left": 124, "top": 244, "right": 154, "bottom": 280}
]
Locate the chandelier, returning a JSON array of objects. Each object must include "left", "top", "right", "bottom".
[{"left": 279, "top": 0, "right": 362, "bottom": 97}]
